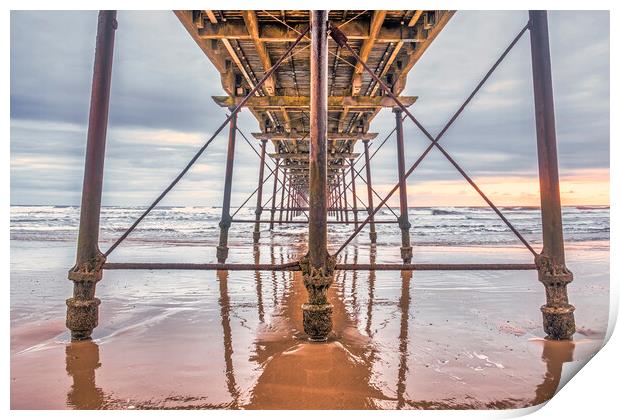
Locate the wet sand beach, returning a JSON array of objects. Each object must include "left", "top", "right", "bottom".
[{"left": 10, "top": 231, "right": 609, "bottom": 409}]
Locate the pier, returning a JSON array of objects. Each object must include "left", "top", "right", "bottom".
[{"left": 67, "top": 10, "right": 575, "bottom": 342}]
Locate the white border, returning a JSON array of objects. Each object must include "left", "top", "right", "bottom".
[{"left": 4, "top": 0, "right": 617, "bottom": 418}]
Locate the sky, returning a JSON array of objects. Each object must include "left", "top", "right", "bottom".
[{"left": 10, "top": 10, "right": 610, "bottom": 207}]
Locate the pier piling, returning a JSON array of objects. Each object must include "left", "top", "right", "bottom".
[
  {"left": 69, "top": 10, "right": 578, "bottom": 344},
  {"left": 394, "top": 108, "right": 412, "bottom": 263},
  {"left": 66, "top": 10, "right": 117, "bottom": 341},
  {"left": 217, "top": 111, "right": 238, "bottom": 263},
  {"left": 529, "top": 10, "right": 575, "bottom": 340},
  {"left": 302, "top": 10, "right": 334, "bottom": 341}
]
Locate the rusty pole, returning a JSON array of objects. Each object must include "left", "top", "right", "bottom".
[
  {"left": 394, "top": 108, "right": 412, "bottom": 263},
  {"left": 363, "top": 139, "right": 377, "bottom": 244},
  {"left": 253, "top": 139, "right": 268, "bottom": 243},
  {"left": 302, "top": 10, "right": 333, "bottom": 341},
  {"left": 66, "top": 11, "right": 117, "bottom": 341},
  {"left": 335, "top": 176, "right": 342, "bottom": 221},
  {"left": 278, "top": 168, "right": 287, "bottom": 224},
  {"left": 349, "top": 158, "right": 359, "bottom": 229},
  {"left": 337, "top": 173, "right": 345, "bottom": 222},
  {"left": 269, "top": 159, "right": 280, "bottom": 230},
  {"left": 529, "top": 10, "right": 575, "bottom": 340},
  {"left": 216, "top": 111, "right": 238, "bottom": 263},
  {"left": 341, "top": 168, "right": 350, "bottom": 224},
  {"left": 285, "top": 175, "right": 292, "bottom": 221}
]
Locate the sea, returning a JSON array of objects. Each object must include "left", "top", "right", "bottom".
[
  {"left": 9, "top": 205, "right": 610, "bottom": 247},
  {"left": 9, "top": 204, "right": 611, "bottom": 409}
]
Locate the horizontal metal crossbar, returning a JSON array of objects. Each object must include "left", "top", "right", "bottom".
[
  {"left": 231, "top": 219, "right": 399, "bottom": 224},
  {"left": 103, "top": 262, "right": 537, "bottom": 271}
]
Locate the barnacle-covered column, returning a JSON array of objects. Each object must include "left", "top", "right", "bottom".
[
  {"left": 217, "top": 110, "right": 238, "bottom": 263},
  {"left": 394, "top": 108, "right": 412, "bottom": 263},
  {"left": 67, "top": 11, "right": 117, "bottom": 341},
  {"left": 302, "top": 10, "right": 334, "bottom": 341},
  {"left": 530, "top": 10, "right": 575, "bottom": 339}
]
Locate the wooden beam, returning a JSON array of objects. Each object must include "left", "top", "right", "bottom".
[
  {"left": 253, "top": 132, "right": 378, "bottom": 141},
  {"left": 213, "top": 95, "right": 417, "bottom": 109},
  {"left": 351, "top": 11, "right": 387, "bottom": 95},
  {"left": 198, "top": 21, "right": 422, "bottom": 43},
  {"left": 369, "top": 11, "right": 423, "bottom": 97},
  {"left": 174, "top": 11, "right": 232, "bottom": 94},
  {"left": 242, "top": 10, "right": 277, "bottom": 95},
  {"left": 393, "top": 11, "right": 455, "bottom": 95},
  {"left": 270, "top": 153, "right": 360, "bottom": 160}
]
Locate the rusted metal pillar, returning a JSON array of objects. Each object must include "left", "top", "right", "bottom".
[
  {"left": 269, "top": 159, "right": 280, "bottom": 230},
  {"left": 337, "top": 174, "right": 345, "bottom": 221},
  {"left": 285, "top": 175, "right": 292, "bottom": 221},
  {"left": 301, "top": 10, "right": 334, "bottom": 341},
  {"left": 253, "top": 139, "right": 268, "bottom": 243},
  {"left": 529, "top": 10, "right": 575, "bottom": 340},
  {"left": 362, "top": 139, "right": 377, "bottom": 244},
  {"left": 335, "top": 177, "right": 341, "bottom": 221},
  {"left": 341, "top": 168, "right": 350, "bottom": 224},
  {"left": 278, "top": 168, "right": 287, "bottom": 224},
  {"left": 394, "top": 108, "right": 412, "bottom": 263},
  {"left": 216, "top": 110, "right": 238, "bottom": 263},
  {"left": 66, "top": 11, "right": 117, "bottom": 341},
  {"left": 349, "top": 159, "right": 359, "bottom": 229}
]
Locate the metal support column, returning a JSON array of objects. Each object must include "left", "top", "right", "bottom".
[
  {"left": 394, "top": 108, "right": 412, "bottom": 263},
  {"left": 217, "top": 111, "right": 238, "bottom": 263},
  {"left": 278, "top": 168, "right": 287, "bottom": 224},
  {"left": 302, "top": 10, "right": 333, "bottom": 341},
  {"left": 341, "top": 168, "right": 349, "bottom": 225},
  {"left": 253, "top": 139, "right": 268, "bottom": 243},
  {"left": 66, "top": 10, "right": 117, "bottom": 341},
  {"left": 285, "top": 175, "right": 292, "bottom": 221},
  {"left": 349, "top": 159, "right": 359, "bottom": 229},
  {"left": 269, "top": 159, "right": 280, "bottom": 230},
  {"left": 529, "top": 10, "right": 575, "bottom": 340},
  {"left": 363, "top": 139, "right": 377, "bottom": 244},
  {"left": 337, "top": 173, "right": 345, "bottom": 222},
  {"left": 335, "top": 177, "right": 342, "bottom": 221}
]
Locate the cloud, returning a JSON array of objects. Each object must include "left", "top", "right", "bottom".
[{"left": 10, "top": 10, "right": 609, "bottom": 206}]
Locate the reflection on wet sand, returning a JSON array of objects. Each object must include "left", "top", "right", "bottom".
[
  {"left": 532, "top": 339, "right": 576, "bottom": 405},
  {"left": 217, "top": 269, "right": 241, "bottom": 406},
  {"left": 396, "top": 270, "right": 412, "bottom": 409},
  {"left": 65, "top": 341, "right": 104, "bottom": 409},
  {"left": 21, "top": 240, "right": 599, "bottom": 410},
  {"left": 245, "top": 245, "right": 387, "bottom": 409}
]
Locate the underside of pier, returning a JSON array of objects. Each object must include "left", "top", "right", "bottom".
[{"left": 66, "top": 10, "right": 576, "bottom": 343}]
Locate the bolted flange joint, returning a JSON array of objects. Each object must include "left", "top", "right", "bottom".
[
  {"left": 398, "top": 215, "right": 411, "bottom": 231},
  {"left": 299, "top": 254, "right": 336, "bottom": 341},
  {"left": 66, "top": 297, "right": 101, "bottom": 341},
  {"left": 219, "top": 214, "right": 232, "bottom": 230},
  {"left": 68, "top": 252, "right": 105, "bottom": 282},
  {"left": 67, "top": 251, "right": 105, "bottom": 341},
  {"left": 535, "top": 253, "right": 576, "bottom": 340}
]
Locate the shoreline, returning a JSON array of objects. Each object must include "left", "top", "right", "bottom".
[{"left": 10, "top": 238, "right": 609, "bottom": 409}]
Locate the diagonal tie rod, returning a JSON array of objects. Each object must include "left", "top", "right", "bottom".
[
  {"left": 330, "top": 22, "right": 535, "bottom": 257},
  {"left": 104, "top": 27, "right": 310, "bottom": 257}
]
